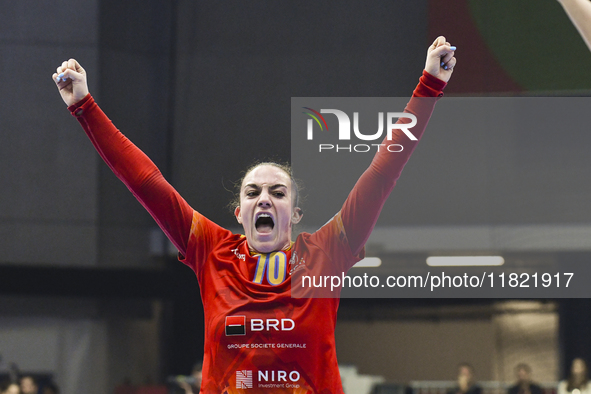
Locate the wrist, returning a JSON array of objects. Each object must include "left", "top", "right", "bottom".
[
  {"left": 413, "top": 70, "right": 446, "bottom": 98},
  {"left": 68, "top": 93, "right": 92, "bottom": 113},
  {"left": 422, "top": 70, "right": 447, "bottom": 90}
]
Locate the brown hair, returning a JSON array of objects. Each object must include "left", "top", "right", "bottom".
[{"left": 228, "top": 161, "right": 302, "bottom": 213}]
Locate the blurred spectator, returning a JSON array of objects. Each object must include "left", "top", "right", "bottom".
[
  {"left": 559, "top": 358, "right": 590, "bottom": 394},
  {"left": 0, "top": 381, "right": 21, "bottom": 394},
  {"left": 178, "top": 363, "right": 202, "bottom": 394},
  {"left": 19, "top": 377, "right": 37, "bottom": 394},
  {"left": 41, "top": 382, "right": 58, "bottom": 394},
  {"left": 448, "top": 363, "right": 482, "bottom": 394},
  {"left": 508, "top": 364, "right": 543, "bottom": 394}
]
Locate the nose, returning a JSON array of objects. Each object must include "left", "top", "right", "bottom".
[{"left": 258, "top": 189, "right": 272, "bottom": 208}]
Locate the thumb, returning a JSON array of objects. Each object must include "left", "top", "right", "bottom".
[
  {"left": 58, "top": 68, "right": 85, "bottom": 83},
  {"left": 429, "top": 44, "right": 455, "bottom": 59}
]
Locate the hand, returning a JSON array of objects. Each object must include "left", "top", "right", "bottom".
[
  {"left": 178, "top": 381, "right": 193, "bottom": 394},
  {"left": 424, "top": 36, "right": 456, "bottom": 83},
  {"left": 52, "top": 59, "right": 89, "bottom": 106}
]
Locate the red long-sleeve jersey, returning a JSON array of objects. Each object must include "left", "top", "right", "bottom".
[{"left": 69, "top": 71, "right": 445, "bottom": 393}]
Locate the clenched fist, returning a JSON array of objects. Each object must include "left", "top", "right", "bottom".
[{"left": 52, "top": 59, "right": 89, "bottom": 106}]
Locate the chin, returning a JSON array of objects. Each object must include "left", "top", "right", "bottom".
[
  {"left": 248, "top": 227, "right": 290, "bottom": 254},
  {"left": 250, "top": 233, "right": 283, "bottom": 254},
  {"left": 252, "top": 241, "right": 279, "bottom": 254}
]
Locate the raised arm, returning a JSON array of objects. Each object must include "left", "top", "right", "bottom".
[
  {"left": 558, "top": 0, "right": 591, "bottom": 52},
  {"left": 341, "top": 37, "right": 456, "bottom": 256},
  {"left": 52, "top": 60, "right": 194, "bottom": 257}
]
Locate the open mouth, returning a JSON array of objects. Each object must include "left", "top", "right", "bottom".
[{"left": 255, "top": 213, "right": 275, "bottom": 234}]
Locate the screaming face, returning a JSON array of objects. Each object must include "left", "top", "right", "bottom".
[{"left": 234, "top": 164, "right": 302, "bottom": 254}]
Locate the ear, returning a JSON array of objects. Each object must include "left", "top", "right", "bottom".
[
  {"left": 234, "top": 206, "right": 242, "bottom": 224},
  {"left": 291, "top": 207, "right": 303, "bottom": 224}
]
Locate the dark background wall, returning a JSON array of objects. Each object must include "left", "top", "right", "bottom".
[{"left": 170, "top": 0, "right": 428, "bottom": 228}]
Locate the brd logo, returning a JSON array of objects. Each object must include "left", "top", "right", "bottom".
[{"left": 225, "top": 315, "right": 296, "bottom": 336}]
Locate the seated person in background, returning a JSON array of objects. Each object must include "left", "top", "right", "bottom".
[
  {"left": 41, "top": 382, "right": 58, "bottom": 394},
  {"left": 178, "top": 363, "right": 202, "bottom": 394},
  {"left": 0, "top": 381, "right": 21, "bottom": 394},
  {"left": 19, "top": 377, "right": 37, "bottom": 394},
  {"left": 508, "top": 364, "right": 543, "bottom": 394},
  {"left": 559, "top": 358, "right": 590, "bottom": 394},
  {"left": 448, "top": 363, "right": 482, "bottom": 394}
]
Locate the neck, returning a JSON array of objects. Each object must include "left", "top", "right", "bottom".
[{"left": 248, "top": 241, "right": 293, "bottom": 255}]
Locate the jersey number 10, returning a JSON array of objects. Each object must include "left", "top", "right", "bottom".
[{"left": 252, "top": 251, "right": 288, "bottom": 286}]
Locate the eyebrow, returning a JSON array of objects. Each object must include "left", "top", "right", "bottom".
[{"left": 243, "top": 183, "right": 288, "bottom": 191}]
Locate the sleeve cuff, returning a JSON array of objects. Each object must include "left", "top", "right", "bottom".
[
  {"left": 414, "top": 70, "right": 447, "bottom": 98},
  {"left": 67, "top": 93, "right": 93, "bottom": 116}
]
